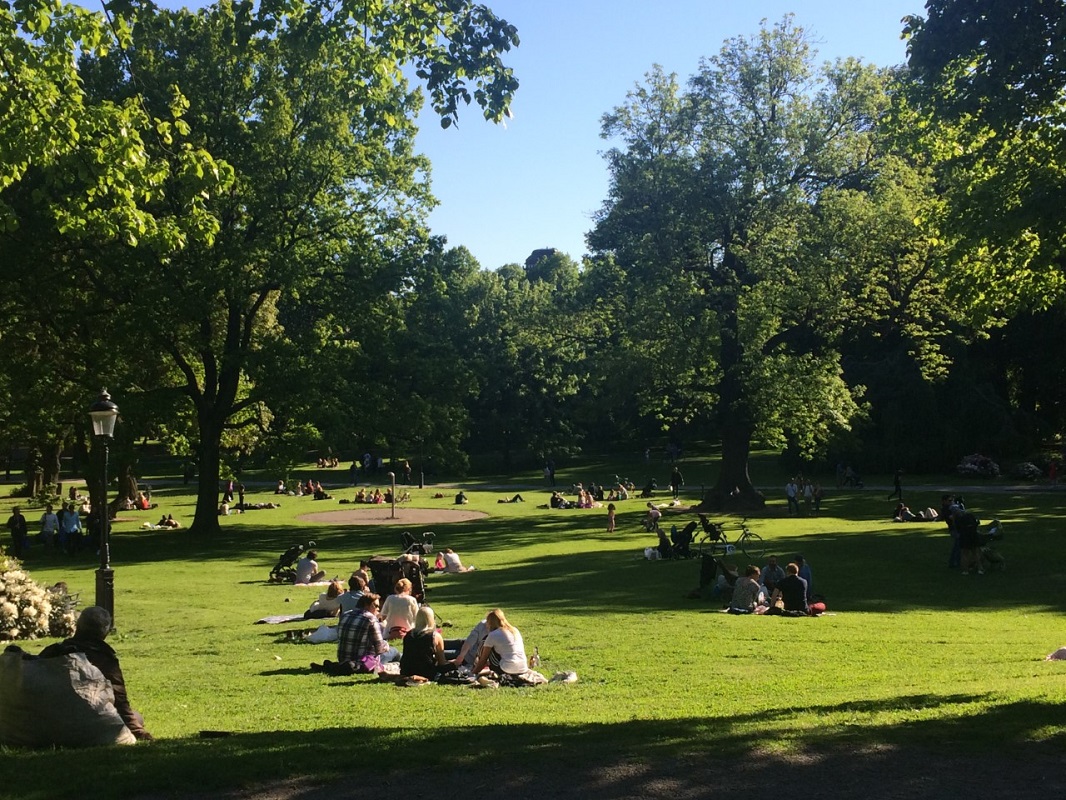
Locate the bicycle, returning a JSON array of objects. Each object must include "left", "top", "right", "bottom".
[{"left": 695, "top": 517, "right": 766, "bottom": 561}]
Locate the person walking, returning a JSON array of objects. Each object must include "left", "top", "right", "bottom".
[
  {"left": 669, "top": 465, "right": 684, "bottom": 500},
  {"left": 888, "top": 468, "right": 903, "bottom": 501}
]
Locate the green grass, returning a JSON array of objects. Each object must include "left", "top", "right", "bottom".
[{"left": 1, "top": 463, "right": 1065, "bottom": 799}]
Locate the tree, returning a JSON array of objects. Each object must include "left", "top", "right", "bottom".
[
  {"left": 590, "top": 17, "right": 901, "bottom": 508},
  {"left": 1, "top": 0, "right": 225, "bottom": 499},
  {"left": 69, "top": 0, "right": 518, "bottom": 532},
  {"left": 903, "top": 0, "right": 1066, "bottom": 315}
]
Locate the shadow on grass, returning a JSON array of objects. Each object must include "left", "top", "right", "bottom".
[
  {"left": 1, "top": 695, "right": 1063, "bottom": 800},
  {"left": 30, "top": 492, "right": 1066, "bottom": 616}
]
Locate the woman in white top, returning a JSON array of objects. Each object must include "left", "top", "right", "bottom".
[
  {"left": 472, "top": 608, "right": 527, "bottom": 676},
  {"left": 378, "top": 578, "right": 419, "bottom": 639}
]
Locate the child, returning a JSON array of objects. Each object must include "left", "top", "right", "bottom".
[{"left": 606, "top": 503, "right": 616, "bottom": 533}]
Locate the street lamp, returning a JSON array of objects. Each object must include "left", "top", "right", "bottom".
[
  {"left": 418, "top": 437, "right": 425, "bottom": 489},
  {"left": 89, "top": 389, "right": 119, "bottom": 624}
]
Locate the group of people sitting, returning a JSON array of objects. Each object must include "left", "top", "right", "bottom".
[
  {"left": 316, "top": 456, "right": 341, "bottom": 468},
  {"left": 344, "top": 487, "right": 409, "bottom": 504},
  {"left": 683, "top": 550, "right": 823, "bottom": 614},
  {"left": 115, "top": 491, "right": 156, "bottom": 512},
  {"left": 307, "top": 573, "right": 531, "bottom": 685},
  {"left": 718, "top": 554, "right": 826, "bottom": 616}
]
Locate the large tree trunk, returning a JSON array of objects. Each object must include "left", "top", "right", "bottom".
[
  {"left": 698, "top": 299, "right": 765, "bottom": 513},
  {"left": 191, "top": 418, "right": 223, "bottom": 535}
]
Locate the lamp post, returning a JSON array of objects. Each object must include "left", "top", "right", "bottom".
[
  {"left": 89, "top": 390, "right": 119, "bottom": 624},
  {"left": 418, "top": 437, "right": 425, "bottom": 489},
  {"left": 388, "top": 471, "right": 396, "bottom": 519}
]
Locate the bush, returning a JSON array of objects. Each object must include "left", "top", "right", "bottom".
[
  {"left": 1011, "top": 462, "right": 1042, "bottom": 482},
  {"left": 956, "top": 453, "right": 1000, "bottom": 478},
  {"left": 0, "top": 554, "right": 77, "bottom": 641}
]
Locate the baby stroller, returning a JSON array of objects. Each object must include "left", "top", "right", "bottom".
[
  {"left": 979, "top": 519, "right": 1006, "bottom": 571},
  {"left": 268, "top": 539, "right": 316, "bottom": 583},
  {"left": 400, "top": 530, "right": 436, "bottom": 555},
  {"left": 367, "top": 554, "right": 429, "bottom": 603},
  {"left": 671, "top": 521, "right": 697, "bottom": 559}
]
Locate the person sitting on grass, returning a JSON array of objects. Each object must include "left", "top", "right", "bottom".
[
  {"left": 760, "top": 555, "right": 785, "bottom": 596},
  {"left": 436, "top": 548, "right": 474, "bottom": 573},
  {"left": 304, "top": 579, "right": 346, "bottom": 619},
  {"left": 39, "top": 607, "right": 153, "bottom": 740},
  {"left": 769, "top": 562, "right": 826, "bottom": 616},
  {"left": 454, "top": 491, "right": 468, "bottom": 505},
  {"left": 379, "top": 578, "right": 418, "bottom": 640},
  {"left": 399, "top": 606, "right": 450, "bottom": 682},
  {"left": 335, "top": 593, "right": 399, "bottom": 673},
  {"left": 295, "top": 550, "right": 326, "bottom": 584},
  {"left": 472, "top": 608, "right": 528, "bottom": 679},
  {"left": 337, "top": 574, "right": 367, "bottom": 615},
  {"left": 729, "top": 565, "right": 768, "bottom": 614},
  {"left": 355, "top": 488, "right": 367, "bottom": 503}
]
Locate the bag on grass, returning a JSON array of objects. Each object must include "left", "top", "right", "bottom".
[{"left": 0, "top": 648, "right": 136, "bottom": 747}]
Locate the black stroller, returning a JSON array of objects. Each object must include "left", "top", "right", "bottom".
[
  {"left": 367, "top": 554, "right": 429, "bottom": 603},
  {"left": 268, "top": 539, "right": 316, "bottom": 583},
  {"left": 670, "top": 521, "right": 697, "bottom": 559},
  {"left": 400, "top": 530, "right": 436, "bottom": 555}
]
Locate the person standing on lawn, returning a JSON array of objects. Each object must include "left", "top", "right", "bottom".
[{"left": 5, "top": 506, "right": 28, "bottom": 559}]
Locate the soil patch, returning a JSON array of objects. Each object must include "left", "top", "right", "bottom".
[{"left": 295, "top": 507, "right": 488, "bottom": 526}]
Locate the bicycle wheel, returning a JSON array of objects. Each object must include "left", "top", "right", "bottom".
[{"left": 739, "top": 532, "right": 765, "bottom": 561}]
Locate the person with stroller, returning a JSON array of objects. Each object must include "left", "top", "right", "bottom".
[
  {"left": 472, "top": 608, "right": 528, "bottom": 679},
  {"left": 379, "top": 578, "right": 418, "bottom": 639},
  {"left": 295, "top": 550, "right": 326, "bottom": 584},
  {"left": 399, "top": 606, "right": 450, "bottom": 682}
]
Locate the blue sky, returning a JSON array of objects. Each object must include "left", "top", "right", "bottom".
[
  {"left": 152, "top": 0, "right": 926, "bottom": 269},
  {"left": 419, "top": 0, "right": 924, "bottom": 269}
]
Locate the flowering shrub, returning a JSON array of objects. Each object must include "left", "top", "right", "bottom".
[
  {"left": 1011, "top": 462, "right": 1042, "bottom": 482},
  {"left": 0, "top": 553, "right": 77, "bottom": 641},
  {"left": 956, "top": 453, "right": 1000, "bottom": 478}
]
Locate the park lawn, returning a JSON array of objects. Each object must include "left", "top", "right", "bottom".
[{"left": 1, "top": 478, "right": 1064, "bottom": 799}]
